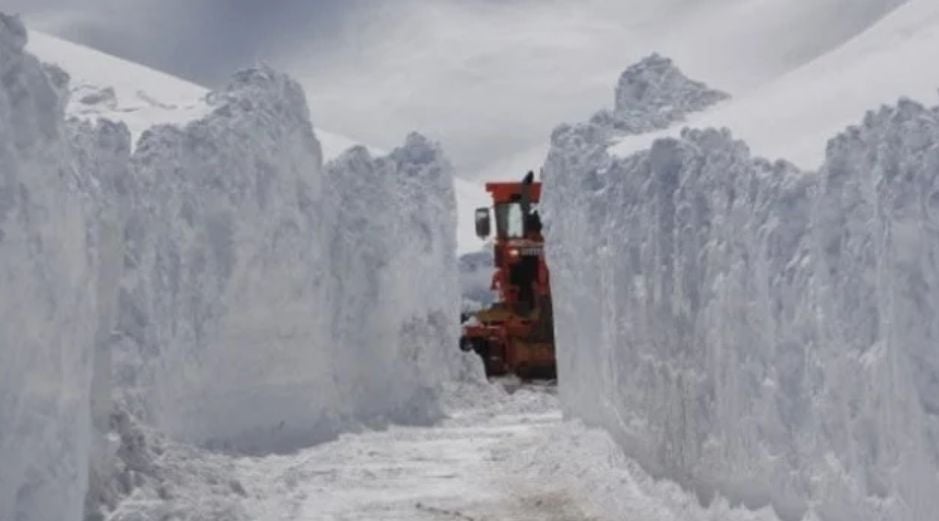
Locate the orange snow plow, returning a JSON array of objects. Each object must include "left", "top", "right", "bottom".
[{"left": 460, "top": 172, "right": 555, "bottom": 379}]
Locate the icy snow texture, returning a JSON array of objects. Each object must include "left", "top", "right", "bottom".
[
  {"left": 545, "top": 99, "right": 939, "bottom": 520},
  {"left": 0, "top": 14, "right": 97, "bottom": 521}
]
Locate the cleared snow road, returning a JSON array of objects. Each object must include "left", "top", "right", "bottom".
[
  {"left": 238, "top": 383, "right": 596, "bottom": 521},
  {"left": 105, "top": 380, "right": 781, "bottom": 521}
]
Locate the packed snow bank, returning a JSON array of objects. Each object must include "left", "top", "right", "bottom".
[
  {"left": 324, "top": 134, "right": 465, "bottom": 426},
  {"left": 106, "top": 68, "right": 467, "bottom": 454},
  {"left": 106, "top": 67, "right": 333, "bottom": 453},
  {"left": 511, "top": 410, "right": 781, "bottom": 521},
  {"left": 5, "top": 15, "right": 473, "bottom": 520},
  {"left": 0, "top": 14, "right": 99, "bottom": 521},
  {"left": 545, "top": 91, "right": 939, "bottom": 520}
]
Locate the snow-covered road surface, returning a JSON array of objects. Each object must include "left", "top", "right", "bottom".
[
  {"left": 240, "top": 382, "right": 596, "bottom": 521},
  {"left": 105, "top": 381, "right": 780, "bottom": 521}
]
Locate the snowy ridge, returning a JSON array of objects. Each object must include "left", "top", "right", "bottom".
[
  {"left": 545, "top": 79, "right": 939, "bottom": 520},
  {"left": 609, "top": 1, "right": 939, "bottom": 168},
  {"left": 0, "top": 15, "right": 98, "bottom": 521}
]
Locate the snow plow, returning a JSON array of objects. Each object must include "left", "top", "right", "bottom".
[{"left": 460, "top": 172, "right": 555, "bottom": 379}]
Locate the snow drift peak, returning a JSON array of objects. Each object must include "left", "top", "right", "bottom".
[
  {"left": 560, "top": 54, "right": 729, "bottom": 145},
  {"left": 614, "top": 53, "right": 729, "bottom": 119},
  {"left": 397, "top": 131, "right": 438, "bottom": 161}
]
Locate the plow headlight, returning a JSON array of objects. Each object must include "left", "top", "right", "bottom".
[{"left": 508, "top": 248, "right": 520, "bottom": 259}]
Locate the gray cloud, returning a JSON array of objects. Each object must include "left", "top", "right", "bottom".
[{"left": 3, "top": 0, "right": 352, "bottom": 86}]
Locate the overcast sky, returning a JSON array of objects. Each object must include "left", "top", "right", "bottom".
[
  {"left": 1, "top": 0, "right": 905, "bottom": 178},
  {"left": 3, "top": 0, "right": 355, "bottom": 84}
]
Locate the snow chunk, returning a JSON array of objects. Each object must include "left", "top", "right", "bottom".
[{"left": 545, "top": 97, "right": 939, "bottom": 520}]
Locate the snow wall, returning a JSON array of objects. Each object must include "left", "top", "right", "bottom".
[
  {"left": 109, "top": 69, "right": 463, "bottom": 453},
  {"left": 324, "top": 139, "right": 461, "bottom": 425},
  {"left": 1, "top": 16, "right": 466, "bottom": 520},
  {"left": 0, "top": 15, "right": 99, "bottom": 521},
  {"left": 545, "top": 62, "right": 939, "bottom": 520}
]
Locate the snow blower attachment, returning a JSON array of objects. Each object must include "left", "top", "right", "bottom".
[{"left": 460, "top": 171, "right": 556, "bottom": 379}]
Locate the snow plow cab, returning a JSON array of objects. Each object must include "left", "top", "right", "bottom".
[{"left": 460, "top": 172, "right": 555, "bottom": 379}]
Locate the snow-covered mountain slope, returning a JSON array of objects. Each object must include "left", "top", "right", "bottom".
[
  {"left": 544, "top": 48, "right": 939, "bottom": 521},
  {"left": 610, "top": 0, "right": 939, "bottom": 169},
  {"left": 25, "top": 30, "right": 209, "bottom": 140}
]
